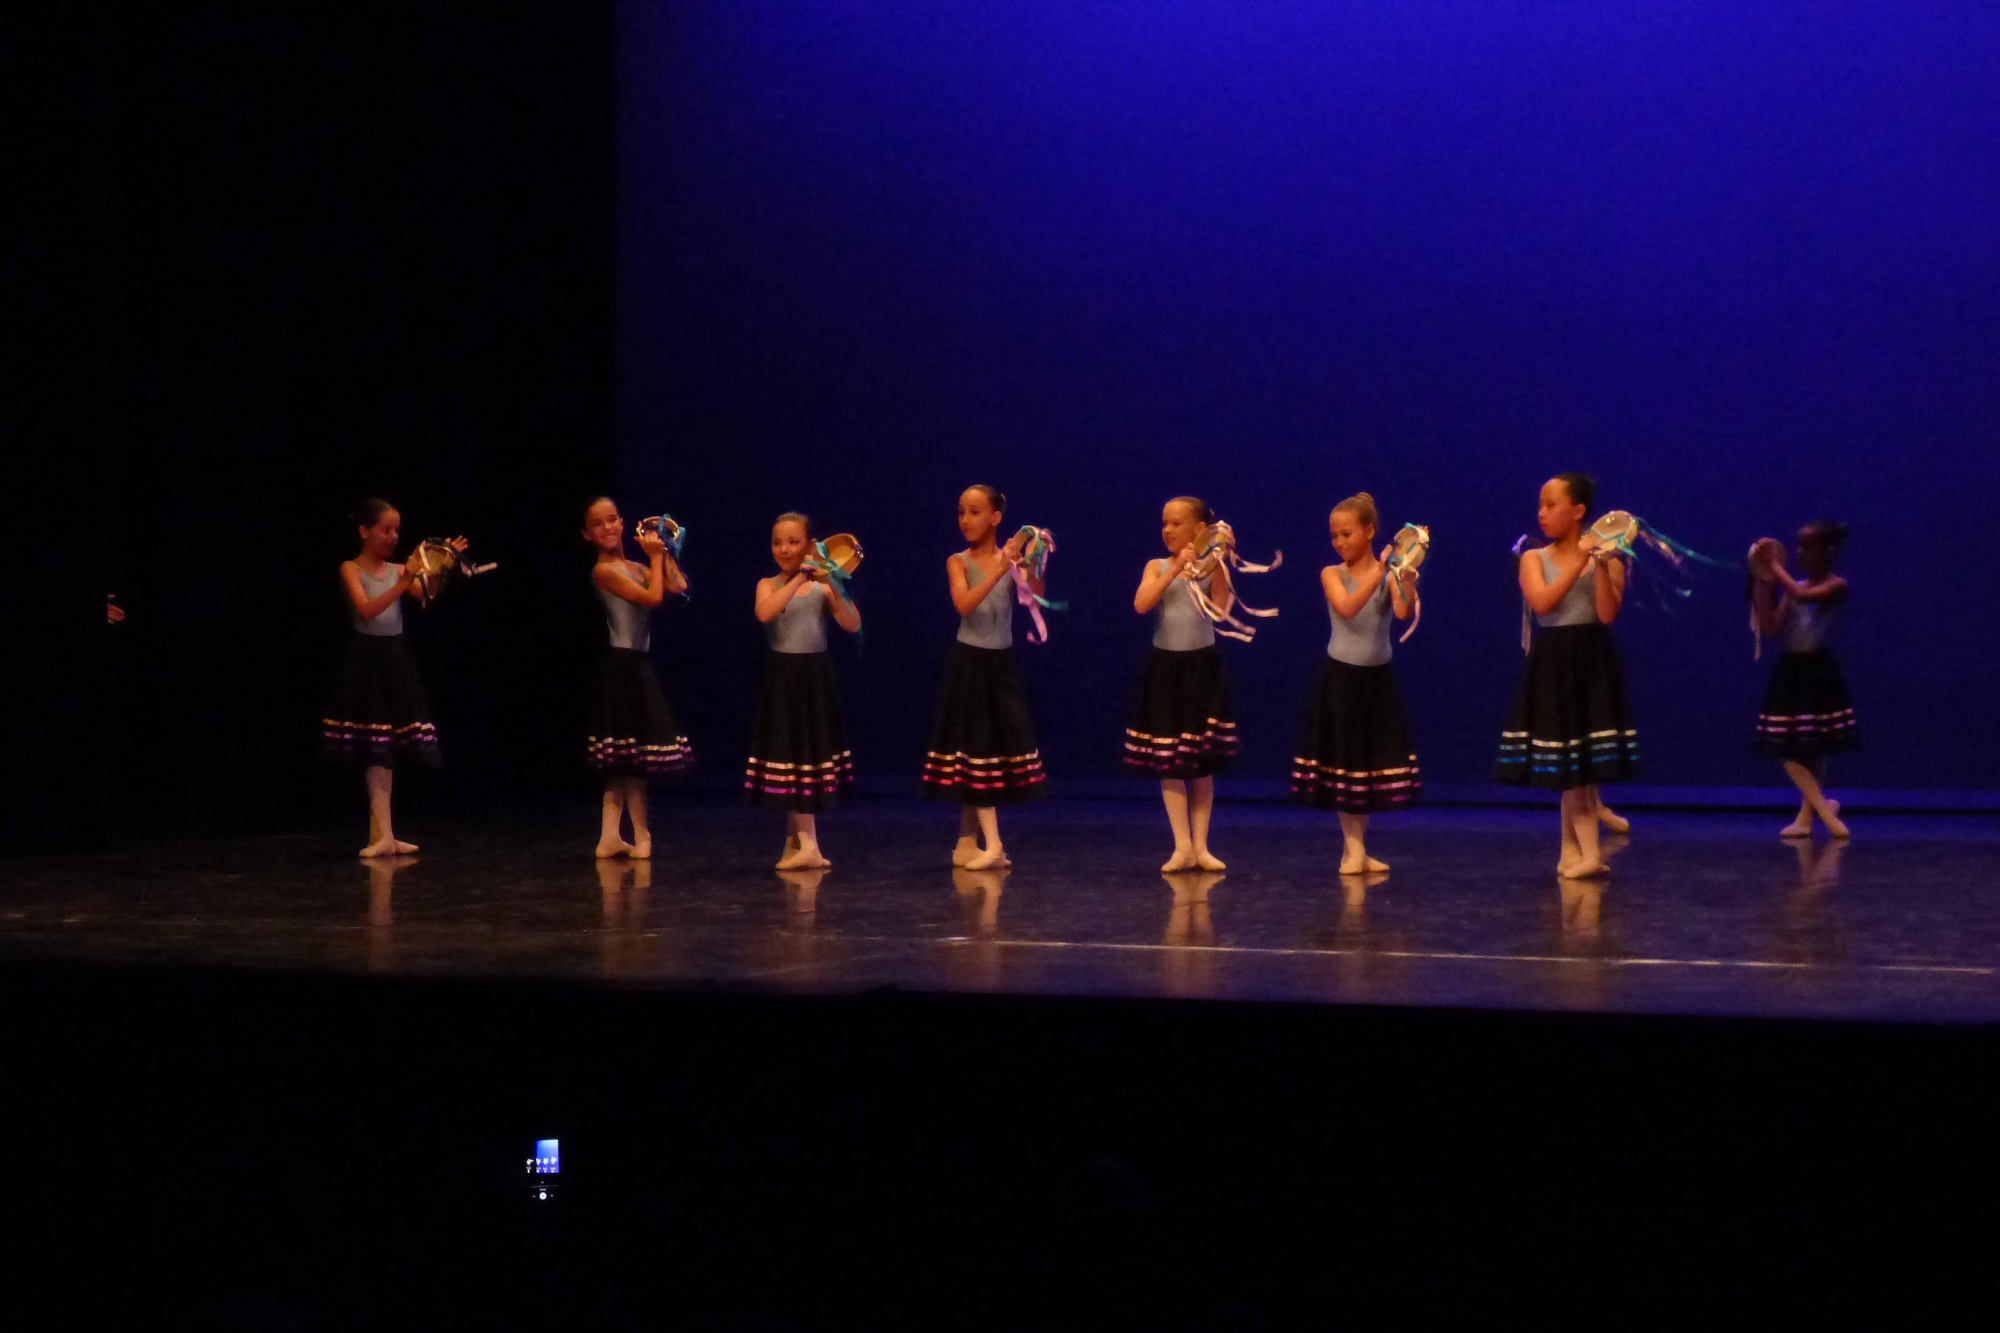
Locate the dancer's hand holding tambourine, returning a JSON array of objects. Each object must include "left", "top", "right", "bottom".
[
  {"left": 635, "top": 514, "right": 681, "bottom": 548},
  {"left": 1747, "top": 536, "right": 1785, "bottom": 580},
  {"left": 804, "top": 532, "right": 860, "bottom": 584},
  {"left": 636, "top": 526, "right": 667, "bottom": 558},
  {"left": 406, "top": 536, "right": 488, "bottom": 607}
]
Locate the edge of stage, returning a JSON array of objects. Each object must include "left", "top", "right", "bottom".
[{"left": 6, "top": 793, "right": 1995, "bottom": 1322}]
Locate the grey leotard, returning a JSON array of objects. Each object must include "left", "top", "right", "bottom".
[
  {"left": 1327, "top": 566, "right": 1394, "bottom": 666},
  {"left": 956, "top": 554, "right": 1014, "bottom": 649},
  {"left": 1782, "top": 598, "right": 1840, "bottom": 653},
  {"left": 769, "top": 580, "right": 830, "bottom": 654},
  {"left": 351, "top": 564, "right": 404, "bottom": 636},
  {"left": 1536, "top": 548, "right": 1601, "bottom": 628},
  {"left": 1150, "top": 562, "right": 1217, "bottom": 651},
  {"left": 599, "top": 564, "right": 654, "bottom": 651}
]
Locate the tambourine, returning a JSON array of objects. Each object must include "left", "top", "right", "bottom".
[
  {"left": 1383, "top": 523, "right": 1430, "bottom": 643},
  {"left": 1181, "top": 520, "right": 1281, "bottom": 642},
  {"left": 406, "top": 539, "right": 497, "bottom": 608},
  {"left": 1006, "top": 526, "right": 1063, "bottom": 643},
  {"left": 1746, "top": 536, "right": 1786, "bottom": 659},
  {"left": 804, "top": 533, "right": 864, "bottom": 585},
  {"left": 634, "top": 514, "right": 685, "bottom": 558},
  {"left": 1384, "top": 523, "right": 1430, "bottom": 577},
  {"left": 1583, "top": 510, "right": 1640, "bottom": 559}
]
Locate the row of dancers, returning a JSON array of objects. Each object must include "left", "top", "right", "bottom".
[{"left": 322, "top": 476, "right": 1858, "bottom": 875}]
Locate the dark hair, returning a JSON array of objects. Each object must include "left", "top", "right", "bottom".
[
  {"left": 966, "top": 484, "right": 1007, "bottom": 512},
  {"left": 1553, "top": 472, "right": 1597, "bottom": 515},
  {"left": 1331, "top": 492, "right": 1377, "bottom": 529},
  {"left": 1801, "top": 519, "right": 1850, "bottom": 549},
  {"left": 352, "top": 497, "right": 396, "bottom": 529},
  {"left": 1167, "top": 495, "right": 1215, "bottom": 524},
  {"left": 774, "top": 511, "right": 812, "bottom": 537},
  {"left": 582, "top": 495, "right": 616, "bottom": 525}
]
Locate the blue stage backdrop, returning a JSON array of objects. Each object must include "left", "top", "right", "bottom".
[{"left": 617, "top": 1, "right": 2000, "bottom": 793}]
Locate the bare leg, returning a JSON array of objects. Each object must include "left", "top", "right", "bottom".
[
  {"left": 779, "top": 810, "right": 802, "bottom": 868},
  {"left": 595, "top": 779, "right": 632, "bottom": 859},
  {"left": 1190, "top": 776, "right": 1225, "bottom": 871},
  {"left": 1557, "top": 790, "right": 1582, "bottom": 874},
  {"left": 624, "top": 777, "right": 652, "bottom": 858},
  {"left": 1598, "top": 803, "right": 1631, "bottom": 835},
  {"left": 1562, "top": 785, "right": 1607, "bottom": 878},
  {"left": 952, "top": 806, "right": 981, "bottom": 866},
  {"left": 359, "top": 766, "right": 404, "bottom": 857},
  {"left": 965, "top": 805, "right": 1008, "bottom": 870},
  {"left": 1338, "top": 812, "right": 1388, "bottom": 875},
  {"left": 1781, "top": 759, "right": 1848, "bottom": 840},
  {"left": 1159, "top": 779, "right": 1197, "bottom": 872}
]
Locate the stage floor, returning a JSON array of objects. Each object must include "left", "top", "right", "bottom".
[{"left": 5, "top": 797, "right": 1998, "bottom": 1021}]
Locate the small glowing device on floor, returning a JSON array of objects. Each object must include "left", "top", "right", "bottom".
[
  {"left": 405, "top": 539, "right": 497, "bottom": 608},
  {"left": 525, "top": 1137, "right": 559, "bottom": 1201},
  {"left": 634, "top": 513, "right": 685, "bottom": 559},
  {"left": 1383, "top": 523, "right": 1430, "bottom": 643},
  {"left": 1181, "top": 520, "right": 1281, "bottom": 643}
]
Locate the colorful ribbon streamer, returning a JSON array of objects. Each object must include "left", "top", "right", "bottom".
[
  {"left": 803, "top": 536, "right": 860, "bottom": 602},
  {"left": 1183, "top": 520, "right": 1282, "bottom": 643},
  {"left": 1008, "top": 525, "right": 1066, "bottom": 644}
]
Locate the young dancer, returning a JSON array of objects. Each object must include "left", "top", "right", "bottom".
[
  {"left": 748, "top": 512, "right": 862, "bottom": 869},
  {"left": 1751, "top": 521, "right": 1854, "bottom": 840},
  {"left": 322, "top": 498, "right": 460, "bottom": 857},
  {"left": 1290, "top": 493, "right": 1420, "bottom": 874},
  {"left": 582, "top": 496, "right": 692, "bottom": 859},
  {"left": 1492, "top": 474, "right": 1641, "bottom": 878},
  {"left": 921, "top": 485, "right": 1047, "bottom": 867},
  {"left": 1127, "top": 496, "right": 1237, "bottom": 872}
]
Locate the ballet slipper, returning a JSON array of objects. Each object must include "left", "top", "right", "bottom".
[{"left": 964, "top": 844, "right": 1008, "bottom": 871}]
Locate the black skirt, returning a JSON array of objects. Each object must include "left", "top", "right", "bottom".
[
  {"left": 1755, "top": 650, "right": 1858, "bottom": 759},
  {"left": 1291, "top": 657, "right": 1421, "bottom": 812},
  {"left": 1492, "top": 624, "right": 1640, "bottom": 791},
  {"left": 321, "top": 633, "right": 441, "bottom": 769},
  {"left": 588, "top": 646, "right": 694, "bottom": 776},
  {"left": 745, "top": 650, "right": 853, "bottom": 811},
  {"left": 921, "top": 642, "right": 1047, "bottom": 806},
  {"left": 1123, "top": 645, "right": 1238, "bottom": 780}
]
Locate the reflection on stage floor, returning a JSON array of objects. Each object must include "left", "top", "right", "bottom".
[{"left": 5, "top": 798, "right": 1996, "bottom": 1022}]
